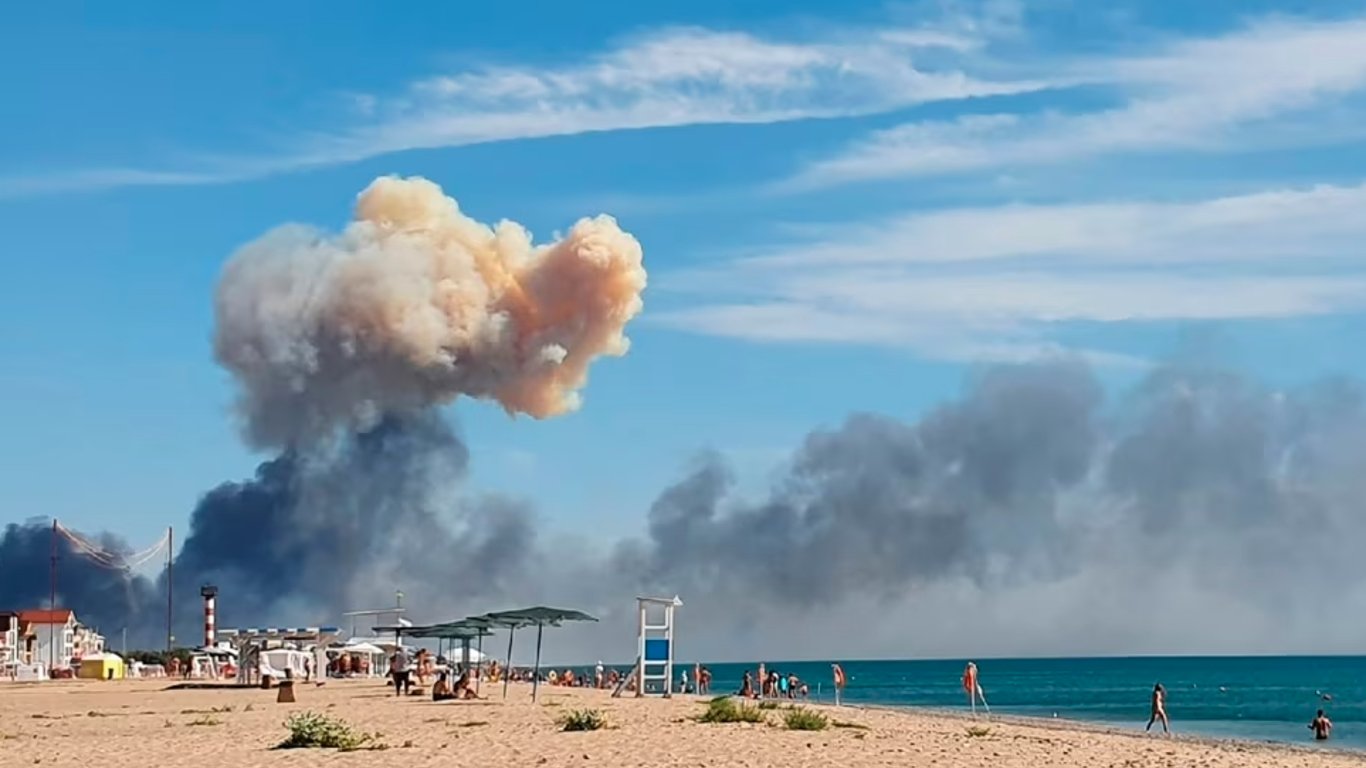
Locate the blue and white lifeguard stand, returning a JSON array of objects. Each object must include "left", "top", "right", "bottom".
[{"left": 635, "top": 595, "right": 682, "bottom": 697}]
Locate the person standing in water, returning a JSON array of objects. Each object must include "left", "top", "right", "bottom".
[
  {"left": 1146, "top": 683, "right": 1170, "bottom": 735},
  {"left": 1309, "top": 709, "right": 1333, "bottom": 741}
]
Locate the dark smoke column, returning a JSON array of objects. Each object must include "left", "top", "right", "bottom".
[{"left": 163, "top": 175, "right": 650, "bottom": 628}]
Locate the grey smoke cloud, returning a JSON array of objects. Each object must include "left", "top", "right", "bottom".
[
  {"left": 4, "top": 175, "right": 1364, "bottom": 660},
  {"left": 4, "top": 357, "right": 1366, "bottom": 660}
]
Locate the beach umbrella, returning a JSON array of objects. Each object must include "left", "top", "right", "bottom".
[{"left": 482, "top": 607, "right": 598, "bottom": 702}]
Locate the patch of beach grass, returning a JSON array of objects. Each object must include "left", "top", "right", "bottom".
[
  {"left": 783, "top": 708, "right": 829, "bottom": 731},
  {"left": 966, "top": 724, "right": 992, "bottom": 738},
  {"left": 277, "top": 711, "right": 381, "bottom": 751},
  {"left": 832, "top": 720, "right": 869, "bottom": 730},
  {"left": 559, "top": 709, "right": 608, "bottom": 732},
  {"left": 698, "top": 697, "right": 766, "bottom": 724},
  {"left": 186, "top": 715, "right": 222, "bottom": 727},
  {"left": 181, "top": 705, "right": 234, "bottom": 715}
]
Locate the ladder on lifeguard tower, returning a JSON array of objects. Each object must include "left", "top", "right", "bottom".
[{"left": 634, "top": 595, "right": 682, "bottom": 697}]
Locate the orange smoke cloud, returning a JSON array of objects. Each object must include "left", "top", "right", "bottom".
[{"left": 214, "top": 175, "right": 647, "bottom": 447}]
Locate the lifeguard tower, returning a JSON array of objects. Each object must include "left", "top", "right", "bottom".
[{"left": 634, "top": 595, "right": 682, "bottom": 697}]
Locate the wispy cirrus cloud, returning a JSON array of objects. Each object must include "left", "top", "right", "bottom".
[
  {"left": 653, "top": 180, "right": 1366, "bottom": 362},
  {"left": 0, "top": 23, "right": 1049, "bottom": 198},
  {"left": 785, "top": 15, "right": 1366, "bottom": 189}
]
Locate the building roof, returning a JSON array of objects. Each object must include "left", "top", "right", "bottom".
[{"left": 19, "top": 609, "right": 74, "bottom": 624}]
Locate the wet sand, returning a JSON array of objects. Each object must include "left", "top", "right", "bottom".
[{"left": 1, "top": 678, "right": 1361, "bottom": 767}]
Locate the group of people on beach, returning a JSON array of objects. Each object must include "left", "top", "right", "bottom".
[{"left": 737, "top": 663, "right": 809, "bottom": 700}]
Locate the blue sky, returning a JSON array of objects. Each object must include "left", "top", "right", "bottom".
[{"left": 5, "top": 0, "right": 1366, "bottom": 553}]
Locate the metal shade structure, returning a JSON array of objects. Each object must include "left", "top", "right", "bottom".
[
  {"left": 393, "top": 619, "right": 496, "bottom": 680},
  {"left": 480, "top": 606, "right": 598, "bottom": 702}
]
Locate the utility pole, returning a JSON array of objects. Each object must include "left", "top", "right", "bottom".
[
  {"left": 165, "top": 526, "right": 174, "bottom": 652},
  {"left": 49, "top": 519, "right": 57, "bottom": 673}
]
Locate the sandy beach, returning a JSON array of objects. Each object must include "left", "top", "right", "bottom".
[{"left": 1, "top": 678, "right": 1362, "bottom": 768}]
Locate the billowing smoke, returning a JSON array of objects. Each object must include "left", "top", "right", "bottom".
[
  {"left": 4, "top": 175, "right": 1365, "bottom": 658},
  {"left": 618, "top": 361, "right": 1102, "bottom": 605},
  {"left": 0, "top": 522, "right": 159, "bottom": 636},
  {"left": 611, "top": 360, "right": 1366, "bottom": 660},
  {"left": 0, "top": 176, "right": 647, "bottom": 645},
  {"left": 5, "top": 354, "right": 1366, "bottom": 657},
  {"left": 215, "top": 175, "right": 646, "bottom": 448}
]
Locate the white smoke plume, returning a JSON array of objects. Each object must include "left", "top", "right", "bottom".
[{"left": 214, "top": 175, "right": 647, "bottom": 448}]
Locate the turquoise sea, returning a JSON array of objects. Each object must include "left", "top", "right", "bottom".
[{"left": 693, "top": 657, "right": 1366, "bottom": 750}]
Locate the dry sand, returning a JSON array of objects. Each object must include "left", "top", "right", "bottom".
[{"left": 1, "top": 678, "right": 1362, "bottom": 768}]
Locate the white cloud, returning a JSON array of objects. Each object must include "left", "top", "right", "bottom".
[
  {"left": 787, "top": 15, "right": 1366, "bottom": 188},
  {"left": 745, "top": 182, "right": 1366, "bottom": 267},
  {"left": 653, "top": 180, "right": 1366, "bottom": 362},
  {"left": 0, "top": 23, "right": 1050, "bottom": 197}
]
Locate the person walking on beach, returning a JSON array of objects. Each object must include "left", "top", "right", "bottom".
[
  {"left": 390, "top": 647, "right": 411, "bottom": 697},
  {"left": 1146, "top": 683, "right": 1170, "bottom": 735},
  {"left": 1309, "top": 709, "right": 1333, "bottom": 741}
]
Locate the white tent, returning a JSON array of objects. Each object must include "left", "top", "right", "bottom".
[
  {"left": 342, "top": 642, "right": 386, "bottom": 655},
  {"left": 445, "top": 647, "right": 487, "bottom": 663}
]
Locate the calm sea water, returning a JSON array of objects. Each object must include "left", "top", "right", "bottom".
[{"left": 690, "top": 657, "right": 1366, "bottom": 750}]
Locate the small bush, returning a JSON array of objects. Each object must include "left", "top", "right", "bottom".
[
  {"left": 186, "top": 715, "right": 221, "bottom": 727},
  {"left": 758, "top": 700, "right": 781, "bottom": 710},
  {"left": 783, "top": 708, "right": 829, "bottom": 731},
  {"left": 277, "top": 711, "right": 378, "bottom": 751},
  {"left": 965, "top": 725, "right": 992, "bottom": 738},
  {"left": 698, "top": 697, "right": 766, "bottom": 724},
  {"left": 559, "top": 709, "right": 608, "bottom": 732}
]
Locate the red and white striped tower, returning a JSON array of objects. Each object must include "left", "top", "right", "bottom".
[{"left": 200, "top": 585, "right": 218, "bottom": 648}]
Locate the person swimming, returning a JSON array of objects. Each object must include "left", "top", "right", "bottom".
[
  {"left": 1309, "top": 709, "right": 1333, "bottom": 741},
  {"left": 1146, "top": 683, "right": 1170, "bottom": 735}
]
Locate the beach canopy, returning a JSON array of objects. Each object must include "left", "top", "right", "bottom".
[
  {"left": 480, "top": 606, "right": 598, "bottom": 701},
  {"left": 394, "top": 619, "right": 499, "bottom": 679},
  {"left": 340, "top": 642, "right": 385, "bottom": 655}
]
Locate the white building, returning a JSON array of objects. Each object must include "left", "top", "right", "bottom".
[
  {"left": 20, "top": 609, "right": 77, "bottom": 671},
  {"left": 74, "top": 623, "right": 105, "bottom": 659},
  {"left": 0, "top": 612, "right": 18, "bottom": 669}
]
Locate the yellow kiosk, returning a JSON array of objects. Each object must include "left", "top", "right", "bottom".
[{"left": 78, "top": 653, "right": 126, "bottom": 680}]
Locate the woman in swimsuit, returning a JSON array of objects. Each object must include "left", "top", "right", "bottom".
[{"left": 1145, "top": 683, "right": 1170, "bottom": 735}]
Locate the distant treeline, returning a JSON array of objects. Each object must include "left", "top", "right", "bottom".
[{"left": 122, "top": 648, "right": 195, "bottom": 667}]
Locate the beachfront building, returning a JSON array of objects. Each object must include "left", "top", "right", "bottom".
[
  {"left": 73, "top": 623, "right": 105, "bottom": 659},
  {"left": 20, "top": 609, "right": 78, "bottom": 671},
  {"left": 0, "top": 612, "right": 18, "bottom": 669}
]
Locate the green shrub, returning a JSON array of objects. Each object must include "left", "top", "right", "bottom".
[
  {"left": 783, "top": 708, "right": 829, "bottom": 731},
  {"left": 757, "top": 700, "right": 781, "bottom": 710},
  {"left": 965, "top": 725, "right": 992, "bottom": 738},
  {"left": 698, "top": 697, "right": 766, "bottom": 724},
  {"left": 277, "top": 711, "right": 378, "bottom": 751},
  {"left": 559, "top": 709, "right": 608, "bottom": 732}
]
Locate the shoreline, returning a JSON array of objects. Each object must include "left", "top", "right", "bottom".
[
  {"left": 851, "top": 701, "right": 1365, "bottom": 759},
  {"left": 3, "top": 678, "right": 1365, "bottom": 767}
]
